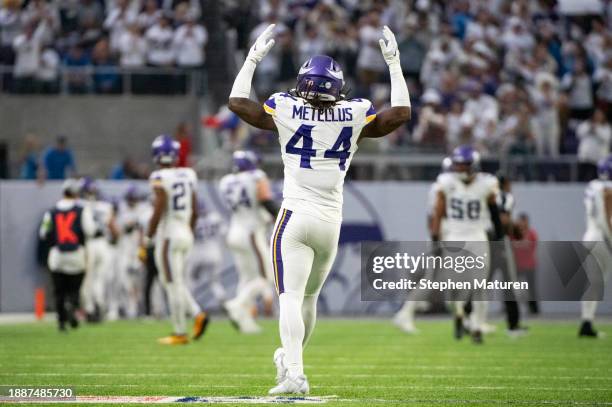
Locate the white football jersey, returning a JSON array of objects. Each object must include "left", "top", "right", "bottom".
[
  {"left": 584, "top": 179, "right": 612, "bottom": 242},
  {"left": 437, "top": 172, "right": 499, "bottom": 241},
  {"left": 149, "top": 167, "right": 197, "bottom": 234},
  {"left": 85, "top": 199, "right": 114, "bottom": 239},
  {"left": 219, "top": 169, "right": 269, "bottom": 232},
  {"left": 264, "top": 92, "right": 376, "bottom": 222},
  {"left": 194, "top": 210, "right": 226, "bottom": 244}
]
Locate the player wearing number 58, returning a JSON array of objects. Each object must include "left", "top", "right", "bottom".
[
  {"left": 228, "top": 24, "right": 412, "bottom": 395},
  {"left": 141, "top": 135, "right": 210, "bottom": 345}
]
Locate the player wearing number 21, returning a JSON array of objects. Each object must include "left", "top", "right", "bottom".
[
  {"left": 228, "top": 24, "right": 411, "bottom": 394},
  {"left": 143, "top": 135, "right": 209, "bottom": 345}
]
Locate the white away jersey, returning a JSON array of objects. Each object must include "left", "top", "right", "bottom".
[
  {"left": 85, "top": 199, "right": 114, "bottom": 239},
  {"left": 149, "top": 167, "right": 197, "bottom": 230},
  {"left": 437, "top": 172, "right": 499, "bottom": 240},
  {"left": 584, "top": 179, "right": 612, "bottom": 242},
  {"left": 219, "top": 169, "right": 268, "bottom": 232},
  {"left": 264, "top": 92, "right": 376, "bottom": 222}
]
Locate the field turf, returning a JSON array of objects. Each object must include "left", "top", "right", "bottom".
[{"left": 1, "top": 318, "right": 611, "bottom": 406}]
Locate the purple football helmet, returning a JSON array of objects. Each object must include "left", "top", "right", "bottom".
[
  {"left": 597, "top": 154, "right": 612, "bottom": 180},
  {"left": 80, "top": 176, "right": 99, "bottom": 198},
  {"left": 296, "top": 55, "right": 344, "bottom": 102},
  {"left": 124, "top": 184, "right": 140, "bottom": 202},
  {"left": 152, "top": 135, "right": 180, "bottom": 165},
  {"left": 233, "top": 150, "right": 258, "bottom": 172},
  {"left": 451, "top": 145, "right": 480, "bottom": 180}
]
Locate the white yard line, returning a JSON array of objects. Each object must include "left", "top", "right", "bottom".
[{"left": 2, "top": 372, "right": 611, "bottom": 381}]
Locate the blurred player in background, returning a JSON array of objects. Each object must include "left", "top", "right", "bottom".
[
  {"left": 114, "top": 185, "right": 144, "bottom": 319},
  {"left": 393, "top": 156, "right": 452, "bottom": 334},
  {"left": 431, "top": 145, "right": 504, "bottom": 344},
  {"left": 39, "top": 179, "right": 96, "bottom": 331},
  {"left": 220, "top": 150, "right": 277, "bottom": 334},
  {"left": 187, "top": 200, "right": 227, "bottom": 310},
  {"left": 492, "top": 173, "right": 527, "bottom": 337},
  {"left": 228, "top": 24, "right": 411, "bottom": 394},
  {"left": 80, "top": 177, "right": 119, "bottom": 322},
  {"left": 580, "top": 154, "right": 612, "bottom": 338},
  {"left": 143, "top": 135, "right": 209, "bottom": 345}
]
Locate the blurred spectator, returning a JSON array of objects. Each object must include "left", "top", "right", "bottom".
[
  {"left": 173, "top": 15, "right": 207, "bottom": 68},
  {"left": 530, "top": 73, "right": 560, "bottom": 157},
  {"left": 594, "top": 54, "right": 612, "bottom": 120},
  {"left": 104, "top": 0, "right": 136, "bottom": 52},
  {"left": 512, "top": 212, "right": 539, "bottom": 315},
  {"left": 356, "top": 10, "right": 386, "bottom": 97},
  {"left": 12, "top": 21, "right": 48, "bottom": 92},
  {"left": 463, "top": 81, "right": 498, "bottom": 145},
  {"left": 249, "top": 14, "right": 286, "bottom": 99},
  {"left": 36, "top": 43, "right": 59, "bottom": 93},
  {"left": 577, "top": 109, "right": 611, "bottom": 181},
  {"left": 76, "top": 0, "right": 103, "bottom": 46},
  {"left": 18, "top": 134, "right": 41, "bottom": 180},
  {"left": 174, "top": 121, "right": 192, "bottom": 167},
  {"left": 145, "top": 14, "right": 174, "bottom": 66},
  {"left": 298, "top": 24, "right": 325, "bottom": 64},
  {"left": 91, "top": 38, "right": 120, "bottom": 93},
  {"left": 63, "top": 43, "right": 90, "bottom": 93},
  {"left": 118, "top": 23, "right": 146, "bottom": 67},
  {"left": 413, "top": 89, "right": 446, "bottom": 150},
  {"left": 110, "top": 156, "right": 143, "bottom": 179},
  {"left": 0, "top": 0, "right": 23, "bottom": 69},
  {"left": 42, "top": 136, "right": 76, "bottom": 180},
  {"left": 22, "top": 0, "right": 59, "bottom": 43},
  {"left": 145, "top": 13, "right": 174, "bottom": 93},
  {"left": 137, "top": 0, "right": 160, "bottom": 30},
  {"left": 562, "top": 59, "right": 594, "bottom": 120}
]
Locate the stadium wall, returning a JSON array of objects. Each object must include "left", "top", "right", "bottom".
[
  {"left": 1, "top": 180, "right": 609, "bottom": 315},
  {"left": 0, "top": 96, "right": 199, "bottom": 177}
]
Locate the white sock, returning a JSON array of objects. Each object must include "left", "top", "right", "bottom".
[
  {"left": 279, "top": 292, "right": 304, "bottom": 377},
  {"left": 395, "top": 301, "right": 416, "bottom": 322},
  {"left": 471, "top": 301, "right": 487, "bottom": 332},
  {"left": 581, "top": 301, "right": 598, "bottom": 321},
  {"left": 302, "top": 294, "right": 318, "bottom": 347},
  {"left": 183, "top": 285, "right": 202, "bottom": 317},
  {"left": 166, "top": 283, "right": 186, "bottom": 335},
  {"left": 454, "top": 301, "right": 465, "bottom": 318}
]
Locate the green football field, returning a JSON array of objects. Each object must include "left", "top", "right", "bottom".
[{"left": 1, "top": 318, "right": 612, "bottom": 406}]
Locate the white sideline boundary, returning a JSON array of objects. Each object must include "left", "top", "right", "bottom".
[{"left": 0, "top": 395, "right": 337, "bottom": 404}]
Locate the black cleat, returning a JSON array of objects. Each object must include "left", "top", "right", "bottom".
[
  {"left": 454, "top": 316, "right": 465, "bottom": 340},
  {"left": 579, "top": 321, "right": 599, "bottom": 338},
  {"left": 471, "top": 330, "right": 484, "bottom": 344}
]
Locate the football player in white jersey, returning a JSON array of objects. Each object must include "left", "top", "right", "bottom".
[
  {"left": 579, "top": 155, "right": 612, "bottom": 338},
  {"left": 144, "top": 135, "right": 209, "bottom": 345},
  {"left": 220, "top": 150, "right": 278, "bottom": 334},
  {"left": 393, "top": 157, "right": 452, "bottom": 334},
  {"left": 228, "top": 24, "right": 411, "bottom": 394},
  {"left": 114, "top": 185, "right": 144, "bottom": 319},
  {"left": 430, "top": 145, "right": 504, "bottom": 344},
  {"left": 80, "top": 178, "right": 119, "bottom": 322},
  {"left": 187, "top": 200, "right": 227, "bottom": 309}
]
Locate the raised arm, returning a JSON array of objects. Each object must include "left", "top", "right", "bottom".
[
  {"left": 228, "top": 24, "right": 277, "bottom": 132},
  {"left": 360, "top": 26, "right": 411, "bottom": 140}
]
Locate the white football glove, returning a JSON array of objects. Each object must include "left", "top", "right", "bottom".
[
  {"left": 247, "top": 24, "right": 276, "bottom": 64},
  {"left": 378, "top": 25, "right": 400, "bottom": 67}
]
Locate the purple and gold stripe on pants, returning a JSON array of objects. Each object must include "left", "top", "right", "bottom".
[{"left": 272, "top": 208, "right": 292, "bottom": 295}]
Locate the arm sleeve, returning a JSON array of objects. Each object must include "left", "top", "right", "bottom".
[
  {"left": 263, "top": 94, "right": 277, "bottom": 116},
  {"left": 39, "top": 212, "right": 51, "bottom": 239}
]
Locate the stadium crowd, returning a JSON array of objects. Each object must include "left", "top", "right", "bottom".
[{"left": 1, "top": 0, "right": 612, "bottom": 176}]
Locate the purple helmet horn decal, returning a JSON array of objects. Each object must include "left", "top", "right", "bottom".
[{"left": 152, "top": 135, "right": 180, "bottom": 165}]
